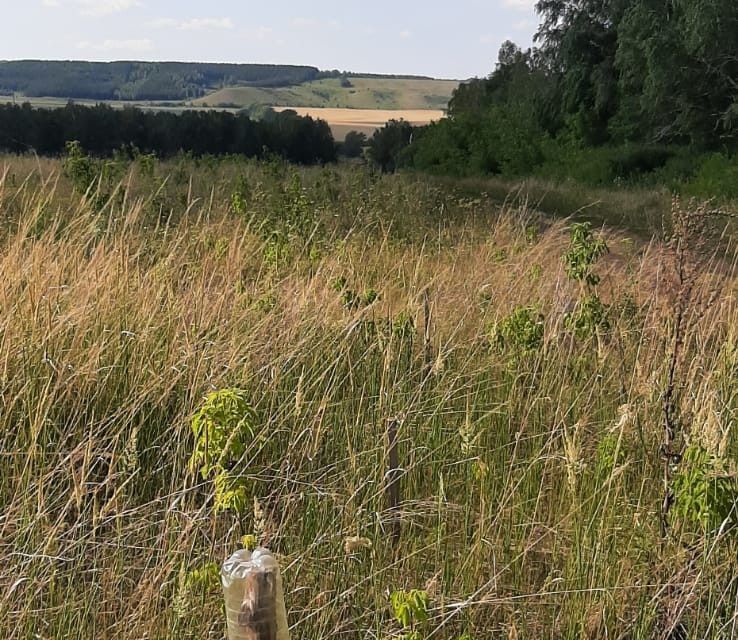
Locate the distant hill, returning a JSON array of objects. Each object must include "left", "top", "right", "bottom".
[
  {"left": 0, "top": 61, "right": 456, "bottom": 105},
  {"left": 0, "top": 60, "right": 322, "bottom": 101},
  {"left": 197, "top": 77, "right": 459, "bottom": 111}
]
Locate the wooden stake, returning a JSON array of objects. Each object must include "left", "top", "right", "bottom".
[
  {"left": 423, "top": 287, "right": 433, "bottom": 371},
  {"left": 237, "top": 571, "right": 278, "bottom": 640},
  {"left": 386, "top": 417, "right": 402, "bottom": 548}
]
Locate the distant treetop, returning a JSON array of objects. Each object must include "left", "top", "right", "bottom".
[
  {"left": 0, "top": 61, "right": 453, "bottom": 102},
  {"left": 0, "top": 61, "right": 322, "bottom": 101}
]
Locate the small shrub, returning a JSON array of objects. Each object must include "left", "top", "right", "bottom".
[
  {"left": 333, "top": 277, "right": 380, "bottom": 310},
  {"left": 391, "top": 589, "right": 429, "bottom": 635},
  {"left": 185, "top": 562, "right": 220, "bottom": 592},
  {"left": 672, "top": 445, "right": 738, "bottom": 534},
  {"left": 392, "top": 311, "right": 416, "bottom": 340},
  {"left": 190, "top": 389, "right": 256, "bottom": 515},
  {"left": 683, "top": 152, "right": 738, "bottom": 200},
  {"left": 595, "top": 431, "right": 625, "bottom": 479},
  {"left": 608, "top": 145, "right": 674, "bottom": 180},
  {"left": 190, "top": 389, "right": 255, "bottom": 478},
  {"left": 492, "top": 306, "right": 545, "bottom": 354},
  {"left": 563, "top": 222, "right": 610, "bottom": 343},
  {"left": 564, "top": 222, "right": 608, "bottom": 287},
  {"left": 230, "top": 175, "right": 251, "bottom": 216},
  {"left": 136, "top": 151, "right": 157, "bottom": 179},
  {"left": 63, "top": 140, "right": 97, "bottom": 194},
  {"left": 565, "top": 294, "right": 610, "bottom": 340}
]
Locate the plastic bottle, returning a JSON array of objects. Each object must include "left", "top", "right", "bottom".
[{"left": 221, "top": 547, "right": 290, "bottom": 640}]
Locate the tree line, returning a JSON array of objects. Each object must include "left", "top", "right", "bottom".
[
  {"left": 0, "top": 61, "right": 322, "bottom": 101},
  {"left": 0, "top": 102, "right": 336, "bottom": 164},
  {"left": 369, "top": 0, "right": 738, "bottom": 190},
  {"left": 0, "top": 61, "right": 444, "bottom": 103}
]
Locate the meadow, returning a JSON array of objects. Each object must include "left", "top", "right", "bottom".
[
  {"left": 3, "top": 153, "right": 738, "bottom": 640},
  {"left": 196, "top": 77, "right": 459, "bottom": 111},
  {"left": 1, "top": 74, "right": 456, "bottom": 142},
  {"left": 0, "top": 95, "right": 198, "bottom": 112}
]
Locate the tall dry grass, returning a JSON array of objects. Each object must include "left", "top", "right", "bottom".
[{"left": 2, "top": 155, "right": 738, "bottom": 639}]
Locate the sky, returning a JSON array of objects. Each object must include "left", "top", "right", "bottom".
[{"left": 6, "top": 0, "right": 539, "bottom": 79}]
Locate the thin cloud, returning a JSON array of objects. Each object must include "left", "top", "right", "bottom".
[
  {"left": 76, "top": 38, "right": 153, "bottom": 52},
  {"left": 148, "top": 17, "right": 234, "bottom": 31},
  {"left": 147, "top": 18, "right": 177, "bottom": 28},
  {"left": 252, "top": 26, "right": 275, "bottom": 40},
  {"left": 241, "top": 26, "right": 285, "bottom": 46},
  {"left": 399, "top": 29, "right": 412, "bottom": 39},
  {"left": 44, "top": 0, "right": 143, "bottom": 16},
  {"left": 78, "top": 0, "right": 142, "bottom": 15},
  {"left": 503, "top": 0, "right": 534, "bottom": 10},
  {"left": 291, "top": 17, "right": 318, "bottom": 28},
  {"left": 180, "top": 18, "right": 234, "bottom": 31},
  {"left": 290, "top": 17, "right": 341, "bottom": 30}
]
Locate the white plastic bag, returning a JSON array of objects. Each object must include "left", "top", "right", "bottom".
[{"left": 222, "top": 547, "right": 290, "bottom": 640}]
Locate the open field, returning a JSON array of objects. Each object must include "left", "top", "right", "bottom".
[
  {"left": 0, "top": 94, "right": 197, "bottom": 112},
  {"left": 1, "top": 75, "right": 455, "bottom": 140},
  {"left": 0, "top": 94, "right": 446, "bottom": 141},
  {"left": 3, "top": 155, "right": 738, "bottom": 639},
  {"left": 1, "top": 76, "right": 459, "bottom": 114},
  {"left": 195, "top": 76, "right": 459, "bottom": 110},
  {"left": 275, "top": 106, "right": 445, "bottom": 139}
]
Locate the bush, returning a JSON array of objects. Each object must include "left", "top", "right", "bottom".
[
  {"left": 368, "top": 119, "right": 414, "bottom": 173},
  {"left": 538, "top": 143, "right": 678, "bottom": 187},
  {"left": 683, "top": 152, "right": 738, "bottom": 200},
  {"left": 608, "top": 144, "right": 674, "bottom": 179},
  {"left": 340, "top": 131, "right": 367, "bottom": 158},
  {"left": 492, "top": 306, "right": 545, "bottom": 354}
]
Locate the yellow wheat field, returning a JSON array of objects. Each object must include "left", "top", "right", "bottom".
[{"left": 274, "top": 107, "right": 445, "bottom": 139}]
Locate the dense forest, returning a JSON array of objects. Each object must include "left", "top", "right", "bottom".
[
  {"left": 369, "top": 0, "right": 738, "bottom": 195},
  {"left": 0, "top": 61, "right": 322, "bottom": 101},
  {"left": 0, "top": 61, "right": 442, "bottom": 103},
  {"left": 0, "top": 103, "right": 336, "bottom": 164}
]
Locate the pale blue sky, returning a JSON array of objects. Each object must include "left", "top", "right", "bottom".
[{"left": 7, "top": 1, "right": 539, "bottom": 79}]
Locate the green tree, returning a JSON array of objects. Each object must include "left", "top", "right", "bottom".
[
  {"left": 368, "top": 119, "right": 414, "bottom": 173},
  {"left": 408, "top": 41, "right": 549, "bottom": 176},
  {"left": 534, "top": 0, "right": 627, "bottom": 145},
  {"left": 613, "top": 0, "right": 738, "bottom": 146},
  {"left": 340, "top": 130, "right": 367, "bottom": 158}
]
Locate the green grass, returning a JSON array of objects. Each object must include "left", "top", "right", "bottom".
[
  {"left": 425, "top": 173, "right": 672, "bottom": 237},
  {"left": 195, "top": 76, "right": 459, "bottom": 110},
  {"left": 1, "top": 76, "right": 458, "bottom": 112},
  {"left": 2, "top": 154, "right": 738, "bottom": 639},
  {"left": 0, "top": 94, "right": 201, "bottom": 113}
]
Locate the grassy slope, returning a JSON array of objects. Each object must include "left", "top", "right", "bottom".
[
  {"left": 1, "top": 77, "right": 458, "bottom": 113},
  {"left": 195, "top": 76, "right": 459, "bottom": 110},
  {"left": 2, "top": 156, "right": 737, "bottom": 639},
  {"left": 1, "top": 76, "right": 458, "bottom": 141}
]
